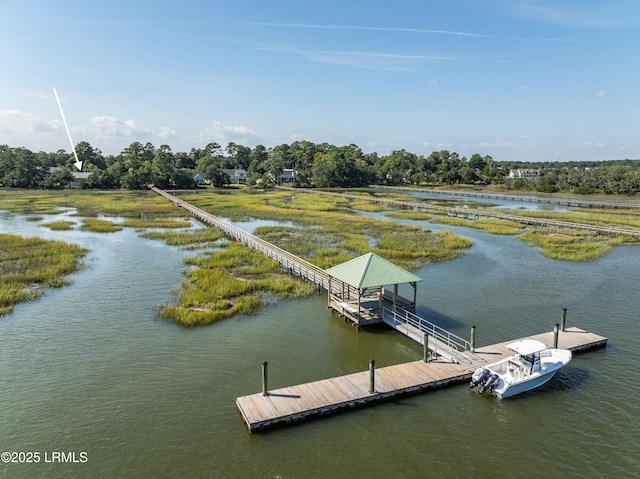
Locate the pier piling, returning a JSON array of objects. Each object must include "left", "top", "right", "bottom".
[
  {"left": 470, "top": 325, "right": 476, "bottom": 352},
  {"left": 561, "top": 307, "right": 567, "bottom": 332},
  {"left": 553, "top": 324, "right": 559, "bottom": 348},
  {"left": 262, "top": 361, "right": 269, "bottom": 396},
  {"left": 423, "top": 334, "right": 429, "bottom": 363},
  {"left": 369, "top": 359, "right": 375, "bottom": 394}
]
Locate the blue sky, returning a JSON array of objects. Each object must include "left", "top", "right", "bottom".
[{"left": 1, "top": 0, "right": 638, "bottom": 162}]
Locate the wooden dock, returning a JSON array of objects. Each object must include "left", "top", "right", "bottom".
[{"left": 236, "top": 327, "right": 607, "bottom": 432}]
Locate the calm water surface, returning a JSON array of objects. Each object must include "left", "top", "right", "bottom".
[{"left": 0, "top": 206, "right": 638, "bottom": 479}]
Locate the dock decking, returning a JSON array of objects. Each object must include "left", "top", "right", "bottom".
[{"left": 236, "top": 327, "right": 607, "bottom": 432}]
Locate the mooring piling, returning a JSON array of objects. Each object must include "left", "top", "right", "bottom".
[
  {"left": 423, "top": 334, "right": 430, "bottom": 363},
  {"left": 262, "top": 361, "right": 269, "bottom": 396},
  {"left": 553, "top": 324, "right": 560, "bottom": 348},
  {"left": 470, "top": 325, "right": 476, "bottom": 352},
  {"left": 561, "top": 307, "right": 567, "bottom": 332},
  {"left": 369, "top": 359, "right": 375, "bottom": 394}
]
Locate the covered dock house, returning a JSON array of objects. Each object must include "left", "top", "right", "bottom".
[{"left": 325, "top": 252, "right": 421, "bottom": 327}]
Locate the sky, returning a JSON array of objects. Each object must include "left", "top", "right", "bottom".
[{"left": 1, "top": 0, "right": 638, "bottom": 163}]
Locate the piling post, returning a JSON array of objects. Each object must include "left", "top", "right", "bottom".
[
  {"left": 423, "top": 334, "right": 429, "bottom": 363},
  {"left": 369, "top": 359, "right": 375, "bottom": 394},
  {"left": 561, "top": 307, "right": 567, "bottom": 332},
  {"left": 470, "top": 325, "right": 476, "bottom": 353},
  {"left": 553, "top": 324, "right": 559, "bottom": 349},
  {"left": 262, "top": 361, "right": 269, "bottom": 396}
]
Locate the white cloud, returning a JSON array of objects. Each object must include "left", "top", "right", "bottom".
[
  {"left": 77, "top": 116, "right": 178, "bottom": 146},
  {"left": 566, "top": 141, "right": 605, "bottom": 150},
  {"left": 597, "top": 90, "right": 606, "bottom": 97},
  {"left": 0, "top": 109, "right": 58, "bottom": 135},
  {"left": 83, "top": 116, "right": 153, "bottom": 140},
  {"left": 158, "top": 126, "right": 178, "bottom": 140},
  {"left": 479, "top": 139, "right": 515, "bottom": 149},
  {"left": 248, "top": 22, "right": 575, "bottom": 42},
  {"left": 196, "top": 120, "right": 262, "bottom": 146},
  {"left": 506, "top": 2, "right": 639, "bottom": 28},
  {"left": 254, "top": 45, "right": 456, "bottom": 71},
  {"left": 28, "top": 91, "right": 48, "bottom": 99}
]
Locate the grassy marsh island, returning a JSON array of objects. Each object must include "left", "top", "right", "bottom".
[{"left": 0, "top": 234, "right": 87, "bottom": 315}]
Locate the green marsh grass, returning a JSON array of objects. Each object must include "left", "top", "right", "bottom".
[
  {"left": 430, "top": 216, "right": 525, "bottom": 235},
  {"left": 121, "top": 217, "right": 192, "bottom": 229},
  {"left": 142, "top": 228, "right": 224, "bottom": 247},
  {"left": 42, "top": 220, "right": 75, "bottom": 231},
  {"left": 81, "top": 218, "right": 123, "bottom": 233},
  {"left": 161, "top": 243, "right": 318, "bottom": 327},
  {"left": 386, "top": 210, "right": 434, "bottom": 221},
  {"left": 520, "top": 229, "right": 614, "bottom": 261},
  {"left": 0, "top": 233, "right": 87, "bottom": 315},
  {"left": 0, "top": 190, "right": 186, "bottom": 218}
]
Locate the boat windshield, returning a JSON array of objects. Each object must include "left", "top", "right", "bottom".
[{"left": 505, "top": 339, "right": 547, "bottom": 356}]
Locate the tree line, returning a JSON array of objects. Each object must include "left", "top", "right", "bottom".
[{"left": 1, "top": 141, "right": 639, "bottom": 194}]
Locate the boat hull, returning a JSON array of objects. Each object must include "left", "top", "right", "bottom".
[
  {"left": 470, "top": 345, "right": 572, "bottom": 399},
  {"left": 494, "top": 369, "right": 557, "bottom": 399}
]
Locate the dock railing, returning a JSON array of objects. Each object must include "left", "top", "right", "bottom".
[
  {"left": 149, "top": 186, "right": 333, "bottom": 292},
  {"left": 382, "top": 307, "right": 471, "bottom": 363}
]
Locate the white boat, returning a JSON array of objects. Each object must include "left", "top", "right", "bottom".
[{"left": 469, "top": 339, "right": 572, "bottom": 399}]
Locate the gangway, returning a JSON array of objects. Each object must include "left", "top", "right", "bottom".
[{"left": 382, "top": 307, "right": 473, "bottom": 364}]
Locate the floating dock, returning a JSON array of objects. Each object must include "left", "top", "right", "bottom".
[{"left": 236, "top": 327, "right": 607, "bottom": 432}]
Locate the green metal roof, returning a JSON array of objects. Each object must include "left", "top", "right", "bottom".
[{"left": 325, "top": 252, "right": 422, "bottom": 289}]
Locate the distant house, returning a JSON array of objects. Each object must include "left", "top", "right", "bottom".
[
  {"left": 277, "top": 169, "right": 298, "bottom": 185},
  {"left": 508, "top": 168, "right": 540, "bottom": 180},
  {"left": 71, "top": 172, "right": 91, "bottom": 188},
  {"left": 222, "top": 169, "right": 247, "bottom": 184},
  {"left": 193, "top": 172, "right": 207, "bottom": 185},
  {"left": 48, "top": 167, "right": 92, "bottom": 188}
]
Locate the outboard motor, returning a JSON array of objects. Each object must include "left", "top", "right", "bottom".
[
  {"left": 470, "top": 369, "right": 490, "bottom": 388},
  {"left": 478, "top": 374, "right": 500, "bottom": 394}
]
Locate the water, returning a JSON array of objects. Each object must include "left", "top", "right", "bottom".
[
  {"left": 1, "top": 207, "right": 639, "bottom": 479},
  {"left": 391, "top": 189, "right": 570, "bottom": 212}
]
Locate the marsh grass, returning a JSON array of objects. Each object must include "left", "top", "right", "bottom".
[
  {"left": 520, "top": 229, "right": 614, "bottom": 261},
  {"left": 386, "top": 210, "right": 434, "bottom": 221},
  {"left": 430, "top": 216, "right": 525, "bottom": 235},
  {"left": 0, "top": 190, "right": 185, "bottom": 218},
  {"left": 142, "top": 228, "right": 224, "bottom": 246},
  {"left": 42, "top": 220, "right": 75, "bottom": 231},
  {"left": 160, "top": 243, "right": 318, "bottom": 326},
  {"left": 0, "top": 233, "right": 86, "bottom": 315},
  {"left": 81, "top": 219, "right": 123, "bottom": 233},
  {"left": 121, "top": 217, "right": 192, "bottom": 229},
  {"left": 348, "top": 200, "right": 389, "bottom": 212}
]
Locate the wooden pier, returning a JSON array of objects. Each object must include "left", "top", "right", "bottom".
[{"left": 236, "top": 327, "right": 607, "bottom": 432}]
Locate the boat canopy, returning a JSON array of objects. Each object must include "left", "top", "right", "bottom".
[{"left": 505, "top": 339, "right": 547, "bottom": 356}]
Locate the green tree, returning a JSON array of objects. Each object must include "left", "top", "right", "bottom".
[
  {"left": 151, "top": 144, "right": 175, "bottom": 187},
  {"left": 76, "top": 141, "right": 106, "bottom": 170}
]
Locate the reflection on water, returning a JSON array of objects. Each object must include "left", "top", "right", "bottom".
[{"left": 1, "top": 206, "right": 639, "bottom": 478}]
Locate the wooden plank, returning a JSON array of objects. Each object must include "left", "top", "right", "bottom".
[{"left": 236, "top": 326, "right": 607, "bottom": 432}]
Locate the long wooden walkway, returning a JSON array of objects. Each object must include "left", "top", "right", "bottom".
[
  {"left": 150, "top": 186, "right": 332, "bottom": 291},
  {"left": 236, "top": 327, "right": 607, "bottom": 432},
  {"left": 278, "top": 186, "right": 640, "bottom": 239}
]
